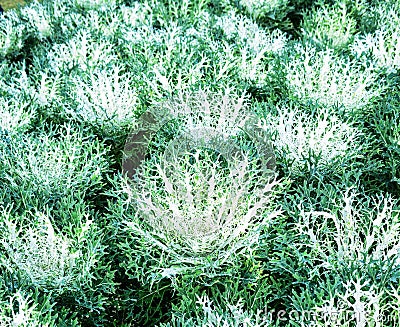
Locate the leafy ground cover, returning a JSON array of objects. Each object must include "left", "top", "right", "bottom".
[{"left": 1, "top": 0, "right": 400, "bottom": 326}]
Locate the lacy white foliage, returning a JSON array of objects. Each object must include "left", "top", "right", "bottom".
[
  {"left": 0, "top": 1, "right": 53, "bottom": 56},
  {"left": 239, "top": 0, "right": 289, "bottom": 19},
  {"left": 2, "top": 215, "right": 79, "bottom": 288},
  {"left": 313, "top": 278, "right": 383, "bottom": 327},
  {"left": 0, "top": 205, "right": 101, "bottom": 301},
  {"left": 47, "top": 30, "right": 117, "bottom": 73},
  {"left": 160, "top": 294, "right": 272, "bottom": 326},
  {"left": 298, "top": 192, "right": 400, "bottom": 268},
  {"left": 215, "top": 11, "right": 287, "bottom": 84},
  {"left": 260, "top": 106, "right": 358, "bottom": 174},
  {"left": 216, "top": 11, "right": 287, "bottom": 54},
  {"left": 295, "top": 193, "right": 400, "bottom": 325},
  {"left": 352, "top": 30, "right": 400, "bottom": 73},
  {"left": 0, "top": 291, "right": 48, "bottom": 327},
  {"left": 73, "top": 0, "right": 117, "bottom": 10},
  {"left": 20, "top": 1, "right": 52, "bottom": 40},
  {"left": 0, "top": 97, "right": 34, "bottom": 132},
  {"left": 286, "top": 45, "right": 384, "bottom": 110},
  {"left": 350, "top": 3, "right": 400, "bottom": 72},
  {"left": 0, "top": 125, "right": 107, "bottom": 200},
  {"left": 71, "top": 66, "right": 137, "bottom": 131},
  {"left": 0, "top": 11, "right": 24, "bottom": 56},
  {"left": 120, "top": 2, "right": 151, "bottom": 28},
  {"left": 0, "top": 211, "right": 79, "bottom": 289},
  {"left": 301, "top": 1, "right": 356, "bottom": 49},
  {"left": 0, "top": 0, "right": 398, "bottom": 324},
  {"left": 34, "top": 72, "right": 62, "bottom": 107},
  {"left": 134, "top": 152, "right": 278, "bottom": 253},
  {"left": 0, "top": 63, "right": 35, "bottom": 98},
  {"left": 128, "top": 91, "right": 279, "bottom": 254},
  {"left": 121, "top": 20, "right": 214, "bottom": 94},
  {"left": 159, "top": 90, "right": 252, "bottom": 136}
]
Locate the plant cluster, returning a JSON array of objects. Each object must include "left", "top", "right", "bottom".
[{"left": 0, "top": 0, "right": 399, "bottom": 326}]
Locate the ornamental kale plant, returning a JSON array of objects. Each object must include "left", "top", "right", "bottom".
[
  {"left": 301, "top": 1, "right": 357, "bottom": 50},
  {"left": 284, "top": 44, "right": 385, "bottom": 111},
  {"left": 0, "top": 0, "right": 400, "bottom": 326},
  {"left": 259, "top": 105, "right": 360, "bottom": 176}
]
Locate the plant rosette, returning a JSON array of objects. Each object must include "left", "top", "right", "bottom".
[{"left": 119, "top": 91, "right": 280, "bottom": 285}]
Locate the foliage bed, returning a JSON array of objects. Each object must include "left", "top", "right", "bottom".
[{"left": 1, "top": 0, "right": 400, "bottom": 325}]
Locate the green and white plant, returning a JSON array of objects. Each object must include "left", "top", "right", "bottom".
[
  {"left": 20, "top": 1, "right": 52, "bottom": 40},
  {"left": 0, "top": 290, "right": 58, "bottom": 326},
  {"left": 285, "top": 44, "right": 384, "bottom": 111},
  {"left": 73, "top": 0, "right": 117, "bottom": 11},
  {"left": 110, "top": 90, "right": 281, "bottom": 322},
  {"left": 47, "top": 30, "right": 117, "bottom": 74},
  {"left": 301, "top": 1, "right": 357, "bottom": 50},
  {"left": 215, "top": 11, "right": 287, "bottom": 85},
  {"left": 0, "top": 210, "right": 80, "bottom": 289},
  {"left": 0, "top": 0, "right": 399, "bottom": 324},
  {"left": 216, "top": 11, "right": 287, "bottom": 54},
  {"left": 238, "top": 0, "right": 290, "bottom": 20},
  {"left": 159, "top": 294, "right": 272, "bottom": 327},
  {"left": 311, "top": 277, "right": 384, "bottom": 327},
  {"left": 70, "top": 66, "right": 138, "bottom": 132},
  {"left": 132, "top": 151, "right": 279, "bottom": 254},
  {"left": 0, "top": 124, "right": 108, "bottom": 209},
  {"left": 0, "top": 97, "right": 35, "bottom": 132},
  {"left": 352, "top": 30, "right": 400, "bottom": 73},
  {"left": 259, "top": 105, "right": 359, "bottom": 175},
  {"left": 0, "top": 12, "right": 25, "bottom": 57},
  {"left": 122, "top": 90, "right": 279, "bottom": 254},
  {"left": 351, "top": 3, "right": 400, "bottom": 73},
  {"left": 0, "top": 204, "right": 114, "bottom": 324},
  {"left": 297, "top": 192, "right": 400, "bottom": 268},
  {"left": 288, "top": 192, "right": 400, "bottom": 326}
]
